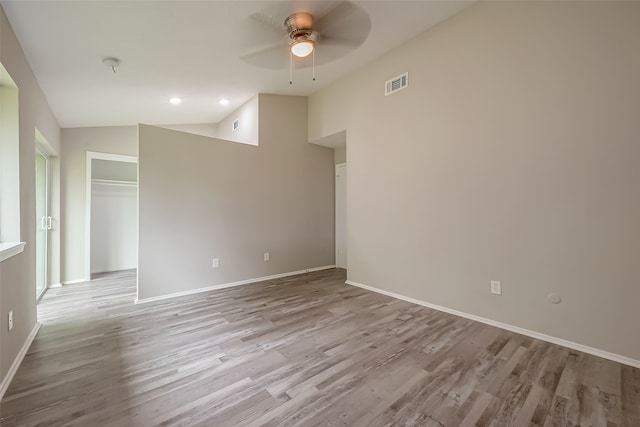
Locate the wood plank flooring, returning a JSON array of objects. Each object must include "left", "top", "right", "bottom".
[{"left": 1, "top": 268, "right": 638, "bottom": 426}]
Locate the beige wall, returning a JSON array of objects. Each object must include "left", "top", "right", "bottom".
[
  {"left": 159, "top": 97, "right": 259, "bottom": 145},
  {"left": 0, "top": 6, "right": 61, "bottom": 384},
  {"left": 137, "top": 94, "right": 334, "bottom": 300},
  {"left": 334, "top": 146, "right": 346, "bottom": 165},
  {"left": 217, "top": 95, "right": 259, "bottom": 146},
  {"left": 308, "top": 79, "right": 349, "bottom": 143},
  {"left": 308, "top": 1, "right": 640, "bottom": 361},
  {"left": 157, "top": 122, "right": 218, "bottom": 139},
  {"left": 60, "top": 126, "right": 137, "bottom": 283}
]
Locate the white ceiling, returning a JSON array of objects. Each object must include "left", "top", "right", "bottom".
[{"left": 1, "top": 1, "right": 471, "bottom": 129}]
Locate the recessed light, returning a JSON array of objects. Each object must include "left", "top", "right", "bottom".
[
  {"left": 219, "top": 98, "right": 230, "bottom": 106},
  {"left": 169, "top": 97, "right": 182, "bottom": 105}
]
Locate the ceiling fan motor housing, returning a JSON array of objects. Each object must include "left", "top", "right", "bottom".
[{"left": 284, "top": 12, "right": 314, "bottom": 41}]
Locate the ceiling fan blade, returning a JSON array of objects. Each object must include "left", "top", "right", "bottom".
[
  {"left": 310, "top": 43, "right": 359, "bottom": 67},
  {"left": 240, "top": 43, "right": 284, "bottom": 61},
  {"left": 318, "top": 34, "right": 362, "bottom": 49},
  {"left": 315, "top": 1, "right": 366, "bottom": 33},
  {"left": 315, "top": 1, "right": 371, "bottom": 51},
  {"left": 314, "top": 1, "right": 347, "bottom": 27},
  {"left": 240, "top": 44, "right": 289, "bottom": 70},
  {"left": 237, "top": 12, "right": 286, "bottom": 51},
  {"left": 249, "top": 12, "right": 285, "bottom": 36}
]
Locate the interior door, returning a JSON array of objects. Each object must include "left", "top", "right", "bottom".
[
  {"left": 35, "top": 151, "right": 50, "bottom": 299},
  {"left": 335, "top": 163, "right": 347, "bottom": 269}
]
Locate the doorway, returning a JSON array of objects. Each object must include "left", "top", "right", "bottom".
[
  {"left": 335, "top": 163, "right": 346, "bottom": 269},
  {"left": 85, "top": 152, "right": 138, "bottom": 281},
  {"left": 35, "top": 150, "right": 50, "bottom": 300}
]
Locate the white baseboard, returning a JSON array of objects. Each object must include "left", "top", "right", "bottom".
[
  {"left": 135, "top": 265, "right": 336, "bottom": 304},
  {"left": 91, "top": 268, "right": 137, "bottom": 276},
  {"left": 49, "top": 283, "right": 63, "bottom": 288},
  {"left": 62, "top": 278, "right": 86, "bottom": 285},
  {"left": 0, "top": 322, "right": 41, "bottom": 400},
  {"left": 346, "top": 280, "right": 640, "bottom": 369}
]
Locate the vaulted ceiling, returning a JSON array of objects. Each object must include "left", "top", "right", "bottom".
[{"left": 1, "top": 1, "right": 472, "bottom": 128}]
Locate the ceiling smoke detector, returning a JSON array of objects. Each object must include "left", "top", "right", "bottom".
[{"left": 102, "top": 57, "right": 121, "bottom": 73}]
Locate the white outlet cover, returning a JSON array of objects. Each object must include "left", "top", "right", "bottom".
[
  {"left": 264, "top": 252, "right": 270, "bottom": 262},
  {"left": 490, "top": 280, "right": 502, "bottom": 295},
  {"left": 212, "top": 258, "right": 219, "bottom": 268}
]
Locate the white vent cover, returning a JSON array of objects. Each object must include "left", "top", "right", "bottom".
[
  {"left": 232, "top": 119, "right": 239, "bottom": 131},
  {"left": 385, "top": 72, "right": 408, "bottom": 96}
]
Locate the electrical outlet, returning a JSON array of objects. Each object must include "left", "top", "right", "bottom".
[
  {"left": 8, "top": 310, "right": 14, "bottom": 331},
  {"left": 490, "top": 280, "right": 502, "bottom": 295},
  {"left": 212, "top": 258, "right": 219, "bottom": 268},
  {"left": 264, "top": 252, "right": 270, "bottom": 262}
]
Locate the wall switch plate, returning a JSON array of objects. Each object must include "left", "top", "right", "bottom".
[
  {"left": 490, "top": 280, "right": 502, "bottom": 295},
  {"left": 264, "top": 252, "right": 270, "bottom": 262},
  {"left": 8, "top": 310, "right": 13, "bottom": 331},
  {"left": 212, "top": 258, "right": 219, "bottom": 268}
]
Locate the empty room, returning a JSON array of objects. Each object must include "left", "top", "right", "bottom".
[{"left": 0, "top": 1, "right": 638, "bottom": 426}]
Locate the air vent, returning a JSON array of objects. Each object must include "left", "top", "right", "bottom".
[
  {"left": 232, "top": 119, "right": 239, "bottom": 131},
  {"left": 385, "top": 72, "right": 408, "bottom": 96}
]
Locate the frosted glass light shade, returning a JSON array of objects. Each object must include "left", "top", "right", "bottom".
[{"left": 290, "top": 39, "right": 315, "bottom": 58}]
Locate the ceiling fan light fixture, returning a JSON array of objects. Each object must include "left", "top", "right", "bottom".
[{"left": 290, "top": 38, "right": 315, "bottom": 58}]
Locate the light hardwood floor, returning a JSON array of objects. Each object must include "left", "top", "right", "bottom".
[{"left": 1, "top": 269, "right": 638, "bottom": 426}]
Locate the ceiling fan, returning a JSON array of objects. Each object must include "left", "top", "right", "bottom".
[
  {"left": 284, "top": 12, "right": 317, "bottom": 59},
  {"left": 240, "top": 1, "right": 371, "bottom": 78}
]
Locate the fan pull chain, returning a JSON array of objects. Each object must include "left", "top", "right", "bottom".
[{"left": 289, "top": 50, "right": 317, "bottom": 84}]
